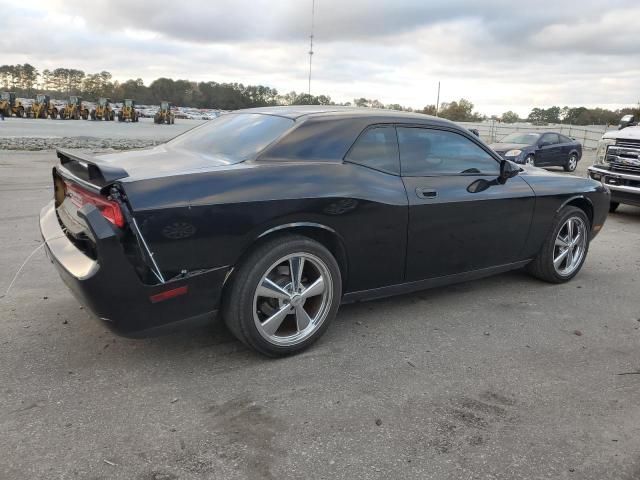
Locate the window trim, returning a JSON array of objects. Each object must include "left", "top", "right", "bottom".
[
  {"left": 395, "top": 124, "right": 503, "bottom": 178},
  {"left": 540, "top": 133, "right": 560, "bottom": 146},
  {"left": 343, "top": 123, "right": 401, "bottom": 176}
]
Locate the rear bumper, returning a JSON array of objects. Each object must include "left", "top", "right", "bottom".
[
  {"left": 588, "top": 166, "right": 640, "bottom": 207},
  {"left": 39, "top": 201, "right": 229, "bottom": 336}
]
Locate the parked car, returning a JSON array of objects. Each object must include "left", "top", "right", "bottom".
[
  {"left": 40, "top": 107, "right": 609, "bottom": 356},
  {"left": 489, "top": 132, "right": 582, "bottom": 172},
  {"left": 588, "top": 122, "right": 640, "bottom": 212}
]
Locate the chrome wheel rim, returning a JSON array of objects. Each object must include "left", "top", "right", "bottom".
[
  {"left": 553, "top": 216, "right": 587, "bottom": 276},
  {"left": 568, "top": 155, "right": 577, "bottom": 171},
  {"left": 253, "top": 253, "right": 333, "bottom": 346},
  {"left": 526, "top": 156, "right": 535, "bottom": 166}
]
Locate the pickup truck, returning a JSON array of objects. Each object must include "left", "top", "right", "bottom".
[{"left": 588, "top": 115, "right": 640, "bottom": 212}]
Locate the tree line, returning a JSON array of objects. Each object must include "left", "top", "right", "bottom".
[{"left": 0, "top": 63, "right": 636, "bottom": 124}]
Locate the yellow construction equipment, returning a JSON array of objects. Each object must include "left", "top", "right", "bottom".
[
  {"left": 27, "top": 94, "right": 58, "bottom": 119},
  {"left": 90, "top": 97, "right": 114, "bottom": 121},
  {"left": 154, "top": 101, "right": 175, "bottom": 124},
  {"left": 59, "top": 96, "right": 89, "bottom": 120},
  {"left": 118, "top": 99, "right": 139, "bottom": 122},
  {"left": 0, "top": 92, "right": 25, "bottom": 118}
]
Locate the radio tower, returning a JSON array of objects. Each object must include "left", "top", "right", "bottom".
[{"left": 308, "top": 0, "right": 315, "bottom": 97}]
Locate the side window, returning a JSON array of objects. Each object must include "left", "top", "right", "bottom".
[
  {"left": 541, "top": 133, "right": 559, "bottom": 145},
  {"left": 559, "top": 134, "right": 572, "bottom": 144},
  {"left": 345, "top": 126, "right": 399, "bottom": 174},
  {"left": 397, "top": 127, "right": 500, "bottom": 176}
]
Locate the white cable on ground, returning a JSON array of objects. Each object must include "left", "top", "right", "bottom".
[{"left": 0, "top": 238, "right": 58, "bottom": 299}]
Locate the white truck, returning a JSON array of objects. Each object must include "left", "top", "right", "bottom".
[{"left": 588, "top": 115, "right": 640, "bottom": 212}]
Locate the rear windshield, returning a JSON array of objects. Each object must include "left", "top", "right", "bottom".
[{"left": 168, "top": 113, "right": 294, "bottom": 162}]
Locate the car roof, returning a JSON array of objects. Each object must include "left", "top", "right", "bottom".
[{"left": 233, "top": 105, "right": 455, "bottom": 126}]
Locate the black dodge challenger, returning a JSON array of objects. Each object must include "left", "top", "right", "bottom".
[{"left": 40, "top": 106, "right": 609, "bottom": 356}]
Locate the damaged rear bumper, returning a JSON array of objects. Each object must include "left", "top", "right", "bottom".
[{"left": 39, "top": 200, "right": 228, "bottom": 336}]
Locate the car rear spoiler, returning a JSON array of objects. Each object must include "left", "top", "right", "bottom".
[{"left": 56, "top": 149, "right": 129, "bottom": 188}]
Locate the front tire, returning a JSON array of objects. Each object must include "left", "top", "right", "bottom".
[
  {"left": 526, "top": 206, "right": 590, "bottom": 283},
  {"left": 223, "top": 235, "right": 342, "bottom": 357},
  {"left": 525, "top": 155, "right": 535, "bottom": 167}
]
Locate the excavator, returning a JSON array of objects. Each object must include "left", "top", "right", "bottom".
[
  {"left": 0, "top": 92, "right": 25, "bottom": 118},
  {"left": 118, "top": 99, "right": 139, "bottom": 122},
  {"left": 27, "top": 94, "right": 58, "bottom": 119},
  {"left": 59, "top": 96, "right": 89, "bottom": 120},
  {"left": 154, "top": 101, "right": 175, "bottom": 124},
  {"left": 90, "top": 97, "right": 115, "bottom": 121}
]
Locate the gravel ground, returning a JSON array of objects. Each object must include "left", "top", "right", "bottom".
[
  {"left": 0, "top": 117, "right": 204, "bottom": 150},
  {"left": 1, "top": 144, "right": 640, "bottom": 479}
]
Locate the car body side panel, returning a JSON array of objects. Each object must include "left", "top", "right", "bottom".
[
  {"left": 518, "top": 171, "right": 609, "bottom": 258},
  {"left": 121, "top": 162, "right": 409, "bottom": 293}
]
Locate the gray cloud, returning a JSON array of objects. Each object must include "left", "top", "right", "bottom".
[{"left": 1, "top": 0, "right": 638, "bottom": 115}]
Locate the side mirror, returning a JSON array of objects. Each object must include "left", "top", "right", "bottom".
[{"left": 499, "top": 159, "right": 520, "bottom": 183}]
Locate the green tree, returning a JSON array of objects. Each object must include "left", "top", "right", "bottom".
[
  {"left": 527, "top": 107, "right": 545, "bottom": 124},
  {"left": 421, "top": 104, "right": 437, "bottom": 115},
  {"left": 438, "top": 98, "right": 482, "bottom": 122},
  {"left": 501, "top": 111, "right": 520, "bottom": 123}
]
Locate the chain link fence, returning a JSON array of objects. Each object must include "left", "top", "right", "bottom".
[{"left": 458, "top": 121, "right": 610, "bottom": 150}]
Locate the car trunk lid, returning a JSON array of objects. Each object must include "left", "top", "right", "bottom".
[{"left": 54, "top": 149, "right": 128, "bottom": 250}]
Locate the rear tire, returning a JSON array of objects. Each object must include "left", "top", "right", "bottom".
[
  {"left": 223, "top": 234, "right": 342, "bottom": 357},
  {"left": 526, "top": 206, "right": 590, "bottom": 283},
  {"left": 564, "top": 153, "right": 578, "bottom": 172},
  {"left": 609, "top": 201, "right": 620, "bottom": 213}
]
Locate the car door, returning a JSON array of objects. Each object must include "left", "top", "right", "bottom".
[
  {"left": 558, "top": 134, "right": 575, "bottom": 162},
  {"left": 536, "top": 133, "right": 562, "bottom": 166},
  {"left": 398, "top": 126, "right": 535, "bottom": 281}
]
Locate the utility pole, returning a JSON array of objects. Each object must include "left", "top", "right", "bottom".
[
  {"left": 308, "top": 0, "right": 315, "bottom": 97},
  {"left": 435, "top": 81, "right": 440, "bottom": 117}
]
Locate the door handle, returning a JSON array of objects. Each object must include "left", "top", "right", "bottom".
[{"left": 416, "top": 187, "right": 437, "bottom": 199}]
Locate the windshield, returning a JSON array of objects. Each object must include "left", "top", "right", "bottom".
[
  {"left": 1, "top": 93, "right": 9, "bottom": 100},
  {"left": 168, "top": 113, "right": 294, "bottom": 163},
  {"left": 499, "top": 132, "right": 540, "bottom": 145}
]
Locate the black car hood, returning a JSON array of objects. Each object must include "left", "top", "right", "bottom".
[
  {"left": 94, "top": 145, "right": 241, "bottom": 182},
  {"left": 489, "top": 143, "right": 532, "bottom": 152}
]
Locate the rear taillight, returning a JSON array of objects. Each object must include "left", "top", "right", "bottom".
[{"left": 64, "top": 181, "right": 125, "bottom": 228}]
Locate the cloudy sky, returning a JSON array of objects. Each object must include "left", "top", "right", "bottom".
[{"left": 2, "top": 0, "right": 639, "bottom": 115}]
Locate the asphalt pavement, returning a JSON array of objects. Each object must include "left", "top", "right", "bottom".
[{"left": 1, "top": 147, "right": 640, "bottom": 480}]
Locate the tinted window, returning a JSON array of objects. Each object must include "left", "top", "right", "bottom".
[
  {"left": 397, "top": 127, "right": 499, "bottom": 176},
  {"left": 346, "top": 126, "right": 399, "bottom": 174},
  {"left": 559, "top": 134, "right": 572, "bottom": 144},
  {"left": 168, "top": 113, "right": 293, "bottom": 163},
  {"left": 541, "top": 133, "right": 560, "bottom": 145}
]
